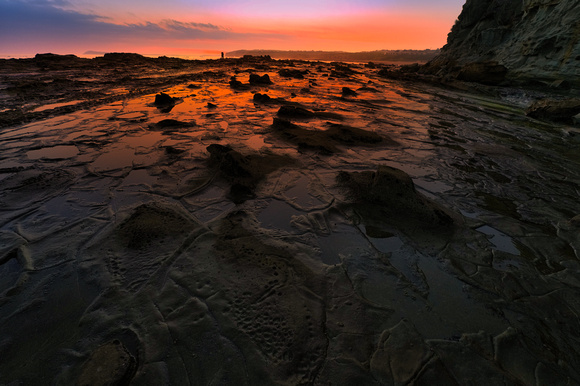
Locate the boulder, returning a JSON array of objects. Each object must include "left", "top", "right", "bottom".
[
  {"left": 229, "top": 76, "right": 249, "bottom": 90},
  {"left": 526, "top": 98, "right": 580, "bottom": 123},
  {"left": 253, "top": 93, "right": 272, "bottom": 103},
  {"left": 249, "top": 73, "right": 272, "bottom": 85},
  {"left": 278, "top": 68, "right": 306, "bottom": 79},
  {"left": 276, "top": 105, "right": 316, "bottom": 120},
  {"left": 341, "top": 87, "right": 358, "bottom": 97},
  {"left": 207, "top": 144, "right": 295, "bottom": 203},
  {"left": 148, "top": 119, "right": 195, "bottom": 131},
  {"left": 337, "top": 165, "right": 454, "bottom": 228},
  {"left": 153, "top": 92, "right": 178, "bottom": 106},
  {"left": 77, "top": 340, "right": 136, "bottom": 386}
]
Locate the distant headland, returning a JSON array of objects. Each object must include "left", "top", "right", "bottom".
[{"left": 226, "top": 49, "right": 440, "bottom": 63}]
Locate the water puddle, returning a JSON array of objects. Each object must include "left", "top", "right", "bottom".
[
  {"left": 318, "top": 224, "right": 369, "bottom": 265},
  {"left": 476, "top": 225, "right": 520, "bottom": 255},
  {"left": 115, "top": 112, "right": 148, "bottom": 120},
  {"left": 257, "top": 199, "right": 302, "bottom": 232},
  {"left": 417, "top": 255, "right": 507, "bottom": 337},
  {"left": 122, "top": 132, "right": 165, "bottom": 148},
  {"left": 246, "top": 135, "right": 266, "bottom": 150},
  {"left": 284, "top": 176, "right": 325, "bottom": 208},
  {"left": 414, "top": 178, "right": 452, "bottom": 193},
  {"left": 32, "top": 100, "right": 83, "bottom": 112},
  {"left": 90, "top": 146, "right": 135, "bottom": 171},
  {"left": 120, "top": 169, "right": 157, "bottom": 188},
  {"left": 369, "top": 235, "right": 404, "bottom": 254},
  {"left": 26, "top": 145, "right": 79, "bottom": 160}
]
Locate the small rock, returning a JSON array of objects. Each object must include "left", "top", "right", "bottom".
[
  {"left": 337, "top": 165, "right": 454, "bottom": 228},
  {"left": 569, "top": 214, "right": 580, "bottom": 227},
  {"left": 278, "top": 68, "right": 306, "bottom": 79},
  {"left": 148, "top": 119, "right": 195, "bottom": 131},
  {"left": 153, "top": 92, "right": 178, "bottom": 106},
  {"left": 207, "top": 102, "right": 217, "bottom": 109},
  {"left": 253, "top": 93, "right": 272, "bottom": 103},
  {"left": 77, "top": 340, "right": 136, "bottom": 386},
  {"left": 341, "top": 87, "right": 357, "bottom": 97},
  {"left": 164, "top": 145, "right": 184, "bottom": 155},
  {"left": 277, "top": 105, "right": 315, "bottom": 119},
  {"left": 229, "top": 76, "right": 249, "bottom": 90},
  {"left": 249, "top": 73, "right": 272, "bottom": 85}
]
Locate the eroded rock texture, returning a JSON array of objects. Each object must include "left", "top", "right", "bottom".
[
  {"left": 1, "top": 56, "right": 580, "bottom": 385},
  {"left": 427, "top": 0, "right": 580, "bottom": 87}
]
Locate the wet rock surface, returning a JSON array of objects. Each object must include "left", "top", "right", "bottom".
[
  {"left": 77, "top": 340, "right": 137, "bottom": 386},
  {"left": 0, "top": 55, "right": 580, "bottom": 384}
]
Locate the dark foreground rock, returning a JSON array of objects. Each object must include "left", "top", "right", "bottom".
[
  {"left": 148, "top": 119, "right": 195, "bottom": 131},
  {"left": 153, "top": 92, "right": 178, "bottom": 107},
  {"left": 278, "top": 68, "right": 307, "bottom": 79},
  {"left": 253, "top": 93, "right": 273, "bottom": 103},
  {"left": 77, "top": 340, "right": 136, "bottom": 386},
  {"left": 271, "top": 118, "right": 391, "bottom": 154},
  {"left": 276, "top": 105, "right": 316, "bottom": 120},
  {"left": 341, "top": 87, "right": 358, "bottom": 97},
  {"left": 337, "top": 166, "right": 459, "bottom": 252},
  {"left": 229, "top": 76, "right": 249, "bottom": 90},
  {"left": 249, "top": 73, "right": 273, "bottom": 85},
  {"left": 526, "top": 98, "right": 580, "bottom": 124},
  {"left": 337, "top": 166, "right": 454, "bottom": 228},
  {"left": 207, "top": 144, "right": 294, "bottom": 203}
]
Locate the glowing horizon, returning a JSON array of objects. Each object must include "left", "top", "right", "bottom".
[{"left": 0, "top": 0, "right": 465, "bottom": 58}]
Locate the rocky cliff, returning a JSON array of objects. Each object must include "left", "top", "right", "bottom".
[{"left": 426, "top": 0, "right": 580, "bottom": 87}]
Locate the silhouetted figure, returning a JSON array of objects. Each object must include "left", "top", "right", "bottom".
[{"left": 221, "top": 52, "right": 224, "bottom": 59}]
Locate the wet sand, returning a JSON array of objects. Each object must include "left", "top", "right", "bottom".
[{"left": 1, "top": 56, "right": 580, "bottom": 384}]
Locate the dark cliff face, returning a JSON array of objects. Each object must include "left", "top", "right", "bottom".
[{"left": 426, "top": 0, "right": 580, "bottom": 87}]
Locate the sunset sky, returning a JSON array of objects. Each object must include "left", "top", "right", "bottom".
[{"left": 0, "top": 0, "right": 466, "bottom": 58}]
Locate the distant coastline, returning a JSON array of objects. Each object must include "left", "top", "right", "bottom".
[
  {"left": 226, "top": 49, "right": 440, "bottom": 63},
  {"left": 1, "top": 49, "right": 440, "bottom": 63}
]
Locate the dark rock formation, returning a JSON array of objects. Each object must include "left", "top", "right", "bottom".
[
  {"left": 154, "top": 92, "right": 176, "bottom": 106},
  {"left": 271, "top": 119, "right": 391, "bottom": 154},
  {"left": 77, "top": 340, "right": 137, "bottom": 386},
  {"left": 341, "top": 87, "right": 358, "bottom": 97},
  {"left": 148, "top": 119, "right": 195, "bottom": 131},
  {"left": 277, "top": 105, "right": 316, "bottom": 120},
  {"left": 249, "top": 73, "right": 272, "bottom": 85},
  {"left": 278, "top": 68, "right": 307, "bottom": 79},
  {"left": 330, "top": 63, "right": 358, "bottom": 78},
  {"left": 526, "top": 98, "right": 580, "bottom": 123},
  {"left": 337, "top": 165, "right": 455, "bottom": 229},
  {"left": 207, "top": 144, "right": 294, "bottom": 203},
  {"left": 229, "top": 76, "right": 249, "bottom": 90},
  {"left": 426, "top": 0, "right": 580, "bottom": 87},
  {"left": 253, "top": 93, "right": 272, "bottom": 103}
]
